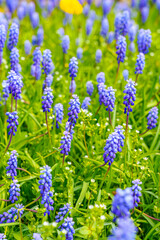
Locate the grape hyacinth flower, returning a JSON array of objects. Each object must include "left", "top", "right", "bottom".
[
  {"left": 108, "top": 217, "right": 137, "bottom": 240},
  {"left": 83, "top": 4, "right": 90, "bottom": 17},
  {"left": 147, "top": 107, "right": 158, "bottom": 130},
  {"left": 61, "top": 35, "right": 70, "bottom": 54},
  {"left": 32, "top": 35, "right": 37, "bottom": 46},
  {"left": 7, "top": 70, "right": 23, "bottom": 101},
  {"left": 24, "top": 40, "right": 32, "bottom": 55},
  {"left": 128, "top": 25, "right": 137, "bottom": 42},
  {"left": 103, "top": 129, "right": 124, "bottom": 166},
  {"left": 31, "top": 47, "right": 42, "bottom": 80},
  {"left": 116, "top": 36, "right": 127, "bottom": 64},
  {"left": 2, "top": 80, "right": 9, "bottom": 103},
  {"left": 115, "top": 125, "right": 125, "bottom": 148},
  {"left": 102, "top": 0, "right": 112, "bottom": 16},
  {"left": 69, "top": 57, "right": 78, "bottom": 94},
  {"left": 8, "top": 180, "right": 20, "bottom": 203},
  {"left": 6, "top": 150, "right": 18, "bottom": 180},
  {"left": 0, "top": 204, "right": 24, "bottom": 223},
  {"left": 129, "top": 42, "right": 135, "bottom": 53},
  {"left": 81, "top": 97, "right": 91, "bottom": 110},
  {"left": 53, "top": 103, "right": 64, "bottom": 128},
  {"left": 69, "top": 80, "right": 76, "bottom": 94},
  {"left": 123, "top": 69, "right": 129, "bottom": 81},
  {"left": 107, "top": 32, "right": 114, "bottom": 44},
  {"left": 6, "top": 0, "right": 19, "bottom": 13},
  {"left": 123, "top": 80, "right": 136, "bottom": 116},
  {"left": 135, "top": 53, "right": 145, "bottom": 81},
  {"left": 42, "top": 87, "right": 53, "bottom": 113},
  {"left": 60, "top": 217, "right": 75, "bottom": 240},
  {"left": 32, "top": 233, "right": 43, "bottom": 240},
  {"left": 86, "top": 18, "right": 93, "bottom": 36},
  {"left": 141, "top": 6, "right": 149, "bottom": 23},
  {"left": 86, "top": 81, "right": 94, "bottom": 96},
  {"left": 38, "top": 166, "right": 54, "bottom": 215},
  {"left": 68, "top": 95, "right": 81, "bottom": 127},
  {"left": 97, "top": 72, "right": 105, "bottom": 84},
  {"left": 77, "top": 47, "right": 83, "bottom": 60},
  {"left": 7, "top": 23, "right": 19, "bottom": 51},
  {"left": 100, "top": 18, "right": 109, "bottom": 38},
  {"left": 96, "top": 49, "right": 102, "bottom": 64},
  {"left": 105, "top": 87, "right": 116, "bottom": 112},
  {"left": 0, "top": 24, "right": 6, "bottom": 65},
  {"left": 111, "top": 188, "right": 134, "bottom": 219},
  {"left": 30, "top": 12, "right": 39, "bottom": 29},
  {"left": 123, "top": 79, "right": 136, "bottom": 133},
  {"left": 17, "top": 6, "right": 25, "bottom": 20},
  {"left": 42, "top": 49, "right": 54, "bottom": 75},
  {"left": 60, "top": 131, "right": 72, "bottom": 158},
  {"left": 43, "top": 74, "right": 53, "bottom": 90},
  {"left": 37, "top": 26, "right": 44, "bottom": 46},
  {"left": 6, "top": 112, "right": 19, "bottom": 136},
  {"left": 10, "top": 47, "right": 21, "bottom": 74},
  {"left": 98, "top": 83, "right": 107, "bottom": 106},
  {"left": 55, "top": 203, "right": 71, "bottom": 223},
  {"left": 137, "top": 29, "right": 152, "bottom": 54},
  {"left": 132, "top": 179, "right": 142, "bottom": 207}
]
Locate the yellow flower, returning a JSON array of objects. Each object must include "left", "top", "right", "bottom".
[{"left": 60, "top": 0, "right": 83, "bottom": 15}]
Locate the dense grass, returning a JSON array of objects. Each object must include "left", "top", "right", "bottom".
[{"left": 0, "top": 1, "right": 160, "bottom": 239}]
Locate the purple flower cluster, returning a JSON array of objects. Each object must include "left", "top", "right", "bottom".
[
  {"left": 135, "top": 53, "right": 145, "bottom": 74},
  {"left": 0, "top": 24, "right": 6, "bottom": 64},
  {"left": 24, "top": 40, "right": 32, "bottom": 55},
  {"left": 115, "top": 11, "right": 130, "bottom": 39},
  {"left": 101, "top": 18, "right": 109, "bottom": 38},
  {"left": 9, "top": 180, "right": 20, "bottom": 203},
  {"left": 7, "top": 70, "right": 23, "bottom": 100},
  {"left": 6, "top": 112, "right": 19, "bottom": 136},
  {"left": 97, "top": 72, "right": 105, "bottom": 84},
  {"left": 103, "top": 126, "right": 125, "bottom": 165},
  {"left": 86, "top": 18, "right": 93, "bottom": 36},
  {"left": 69, "top": 57, "right": 78, "bottom": 80},
  {"left": 60, "top": 130, "right": 72, "bottom": 156},
  {"left": 31, "top": 47, "right": 42, "bottom": 80},
  {"left": 6, "top": 150, "right": 18, "bottom": 179},
  {"left": 43, "top": 74, "right": 53, "bottom": 90},
  {"left": 7, "top": 23, "right": 19, "bottom": 51},
  {"left": 86, "top": 81, "right": 94, "bottom": 96},
  {"left": 111, "top": 188, "right": 134, "bottom": 219},
  {"left": 30, "top": 12, "right": 39, "bottom": 29},
  {"left": 123, "top": 80, "right": 136, "bottom": 116},
  {"left": 116, "top": 36, "right": 127, "bottom": 64},
  {"left": 42, "top": 49, "right": 54, "bottom": 75},
  {"left": 37, "top": 27, "right": 44, "bottom": 46},
  {"left": 53, "top": 103, "right": 64, "bottom": 128},
  {"left": 62, "top": 35, "right": 70, "bottom": 54},
  {"left": 98, "top": 83, "right": 107, "bottom": 105},
  {"left": 2, "top": 80, "right": 9, "bottom": 102},
  {"left": 137, "top": 29, "right": 151, "bottom": 54},
  {"left": 55, "top": 203, "right": 71, "bottom": 223},
  {"left": 6, "top": 0, "right": 19, "bottom": 13},
  {"left": 81, "top": 97, "right": 91, "bottom": 110},
  {"left": 60, "top": 217, "right": 75, "bottom": 240},
  {"left": 42, "top": 87, "right": 53, "bottom": 112},
  {"left": 102, "top": 0, "right": 112, "bottom": 16},
  {"left": 147, "top": 107, "right": 158, "bottom": 130},
  {"left": 123, "top": 69, "right": 129, "bottom": 81},
  {"left": 108, "top": 217, "right": 137, "bottom": 240},
  {"left": 68, "top": 95, "right": 81, "bottom": 127},
  {"left": 0, "top": 204, "right": 24, "bottom": 223},
  {"left": 132, "top": 179, "right": 142, "bottom": 207},
  {"left": 105, "top": 87, "right": 116, "bottom": 112},
  {"left": 10, "top": 47, "right": 21, "bottom": 74},
  {"left": 38, "top": 165, "right": 54, "bottom": 215},
  {"left": 96, "top": 49, "right": 102, "bottom": 63},
  {"left": 77, "top": 47, "right": 83, "bottom": 60}
]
